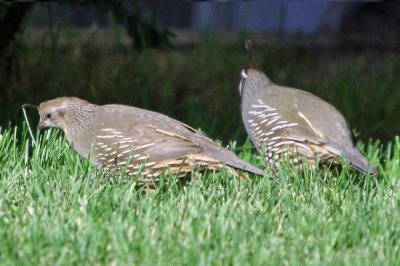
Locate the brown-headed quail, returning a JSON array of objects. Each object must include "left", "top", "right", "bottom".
[{"left": 32, "top": 97, "right": 265, "bottom": 181}]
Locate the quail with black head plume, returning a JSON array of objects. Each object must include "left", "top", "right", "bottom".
[
  {"left": 26, "top": 97, "right": 264, "bottom": 181},
  {"left": 239, "top": 40, "right": 377, "bottom": 174}
]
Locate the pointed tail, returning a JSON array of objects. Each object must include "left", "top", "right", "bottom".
[
  {"left": 345, "top": 147, "right": 378, "bottom": 175},
  {"left": 192, "top": 133, "right": 266, "bottom": 176}
]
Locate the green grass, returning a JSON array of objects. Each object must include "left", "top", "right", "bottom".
[
  {"left": 0, "top": 125, "right": 399, "bottom": 265},
  {"left": 1, "top": 29, "right": 400, "bottom": 265}
]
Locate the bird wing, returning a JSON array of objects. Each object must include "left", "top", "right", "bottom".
[
  {"left": 293, "top": 88, "right": 354, "bottom": 148},
  {"left": 84, "top": 105, "right": 204, "bottom": 170},
  {"left": 245, "top": 87, "right": 326, "bottom": 146},
  {"left": 92, "top": 104, "right": 264, "bottom": 176},
  {"left": 92, "top": 122, "right": 203, "bottom": 166},
  {"left": 143, "top": 125, "right": 204, "bottom": 161}
]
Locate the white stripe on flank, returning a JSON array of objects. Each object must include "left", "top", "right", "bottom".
[
  {"left": 273, "top": 141, "right": 295, "bottom": 147},
  {"left": 119, "top": 144, "right": 131, "bottom": 149},
  {"left": 287, "top": 123, "right": 299, "bottom": 127},
  {"left": 261, "top": 112, "right": 279, "bottom": 118},
  {"left": 262, "top": 131, "right": 274, "bottom": 136},
  {"left": 266, "top": 118, "right": 279, "bottom": 126},
  {"left": 271, "top": 124, "right": 293, "bottom": 131},
  {"left": 251, "top": 104, "right": 268, "bottom": 108},
  {"left": 114, "top": 140, "right": 135, "bottom": 145},
  {"left": 270, "top": 136, "right": 281, "bottom": 140},
  {"left": 256, "top": 99, "right": 275, "bottom": 110},
  {"left": 128, "top": 161, "right": 156, "bottom": 170},
  {"left": 120, "top": 149, "right": 135, "bottom": 155},
  {"left": 135, "top": 143, "right": 155, "bottom": 150},
  {"left": 249, "top": 111, "right": 263, "bottom": 115},
  {"left": 293, "top": 142, "right": 312, "bottom": 151},
  {"left": 96, "top": 135, "right": 118, "bottom": 139}
]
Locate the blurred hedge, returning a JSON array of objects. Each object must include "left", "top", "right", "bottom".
[{"left": 1, "top": 30, "right": 399, "bottom": 145}]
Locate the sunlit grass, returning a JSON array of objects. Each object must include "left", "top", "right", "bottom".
[
  {"left": 0, "top": 30, "right": 399, "bottom": 265},
  {"left": 0, "top": 125, "right": 399, "bottom": 265}
]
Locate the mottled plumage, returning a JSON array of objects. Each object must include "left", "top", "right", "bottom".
[
  {"left": 239, "top": 66, "right": 377, "bottom": 174},
  {"left": 36, "top": 97, "right": 265, "bottom": 181}
]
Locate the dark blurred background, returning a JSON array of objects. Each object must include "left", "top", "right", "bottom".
[{"left": 0, "top": 1, "right": 399, "bottom": 145}]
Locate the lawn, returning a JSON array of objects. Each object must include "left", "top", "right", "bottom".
[
  {"left": 0, "top": 125, "right": 399, "bottom": 265},
  {"left": 0, "top": 31, "right": 400, "bottom": 265}
]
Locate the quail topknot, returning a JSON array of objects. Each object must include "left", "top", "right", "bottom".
[
  {"left": 239, "top": 41, "right": 377, "bottom": 174},
  {"left": 32, "top": 97, "right": 264, "bottom": 181}
]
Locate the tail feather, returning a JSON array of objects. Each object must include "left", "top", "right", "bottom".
[
  {"left": 192, "top": 133, "right": 265, "bottom": 176},
  {"left": 324, "top": 140, "right": 378, "bottom": 175},
  {"left": 345, "top": 148, "right": 378, "bottom": 175}
]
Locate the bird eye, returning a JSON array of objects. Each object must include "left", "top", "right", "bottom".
[{"left": 47, "top": 113, "right": 52, "bottom": 118}]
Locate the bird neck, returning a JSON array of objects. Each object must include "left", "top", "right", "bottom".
[
  {"left": 241, "top": 86, "right": 262, "bottom": 104},
  {"left": 241, "top": 76, "right": 273, "bottom": 102},
  {"left": 63, "top": 103, "right": 97, "bottom": 142}
]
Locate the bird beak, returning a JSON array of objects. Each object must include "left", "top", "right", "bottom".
[{"left": 37, "top": 122, "right": 45, "bottom": 130}]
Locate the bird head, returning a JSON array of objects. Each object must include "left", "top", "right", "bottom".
[
  {"left": 35, "top": 97, "right": 93, "bottom": 132},
  {"left": 37, "top": 98, "right": 67, "bottom": 130}
]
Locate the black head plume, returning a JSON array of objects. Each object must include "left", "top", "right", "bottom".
[{"left": 244, "top": 39, "right": 254, "bottom": 66}]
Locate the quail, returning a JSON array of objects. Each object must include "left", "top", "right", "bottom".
[
  {"left": 239, "top": 42, "right": 377, "bottom": 174},
  {"left": 28, "top": 97, "right": 264, "bottom": 181}
]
